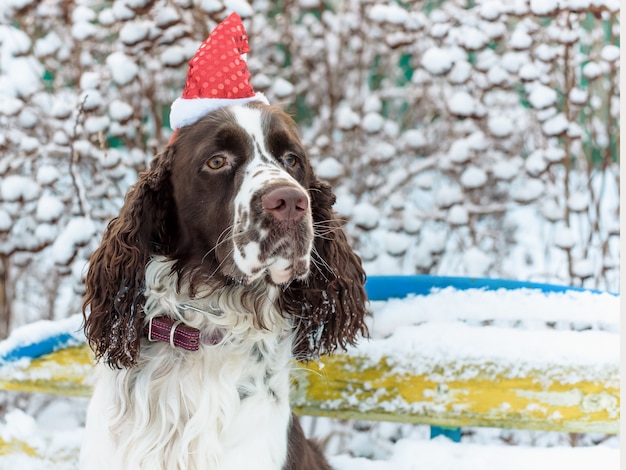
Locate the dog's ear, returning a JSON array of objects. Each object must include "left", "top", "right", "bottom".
[
  {"left": 284, "top": 178, "right": 369, "bottom": 361},
  {"left": 83, "top": 148, "right": 175, "bottom": 368}
]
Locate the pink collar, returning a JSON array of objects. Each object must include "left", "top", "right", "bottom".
[{"left": 144, "top": 316, "right": 223, "bottom": 350}]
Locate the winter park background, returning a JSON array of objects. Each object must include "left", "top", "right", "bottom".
[{"left": 0, "top": 0, "right": 620, "bottom": 469}]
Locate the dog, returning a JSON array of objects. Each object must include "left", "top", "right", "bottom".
[{"left": 79, "top": 102, "right": 368, "bottom": 469}]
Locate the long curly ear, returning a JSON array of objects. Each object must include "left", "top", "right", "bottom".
[
  {"left": 284, "top": 179, "right": 368, "bottom": 360},
  {"left": 83, "top": 148, "right": 174, "bottom": 368}
]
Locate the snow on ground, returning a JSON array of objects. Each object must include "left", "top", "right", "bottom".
[
  {"left": 330, "top": 437, "right": 619, "bottom": 470},
  {"left": 0, "top": 287, "right": 619, "bottom": 469}
]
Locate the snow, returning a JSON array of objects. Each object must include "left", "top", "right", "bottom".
[
  {"left": 569, "top": 87, "right": 588, "bottom": 105},
  {"left": 119, "top": 21, "right": 150, "bottom": 46},
  {"left": 403, "top": 129, "right": 426, "bottom": 149},
  {"left": 337, "top": 107, "right": 360, "bottom": 131},
  {"left": 84, "top": 115, "right": 110, "bottom": 134},
  {"left": 518, "top": 62, "right": 539, "bottom": 80},
  {"left": 108, "top": 99, "right": 133, "bottom": 122},
  {"left": 528, "top": 85, "right": 557, "bottom": 109},
  {"left": 510, "top": 29, "right": 532, "bottom": 50},
  {"left": 421, "top": 47, "right": 454, "bottom": 76},
  {"left": 582, "top": 61, "right": 602, "bottom": 80},
  {"left": 79, "top": 89, "right": 103, "bottom": 111},
  {"left": 161, "top": 45, "right": 186, "bottom": 67},
  {"left": 271, "top": 77, "right": 295, "bottom": 98},
  {"left": 35, "top": 195, "right": 65, "bottom": 223},
  {"left": 572, "top": 259, "right": 594, "bottom": 279},
  {"left": 316, "top": 157, "right": 344, "bottom": 180},
  {"left": 154, "top": 7, "right": 180, "bottom": 28},
  {"left": 447, "top": 91, "right": 475, "bottom": 117},
  {"left": 0, "top": 314, "right": 84, "bottom": 360},
  {"left": 542, "top": 113, "right": 569, "bottom": 136},
  {"left": 111, "top": 1, "right": 135, "bottom": 20},
  {"left": 567, "top": 192, "right": 589, "bottom": 212},
  {"left": 5, "top": 57, "right": 42, "bottom": 98},
  {"left": 35, "top": 166, "right": 61, "bottom": 186},
  {"left": 331, "top": 438, "right": 618, "bottom": 470},
  {"left": 480, "top": 1, "right": 502, "bottom": 20},
  {"left": 0, "top": 286, "right": 619, "bottom": 468},
  {"left": 368, "top": 4, "right": 407, "bottom": 25},
  {"left": 71, "top": 22, "right": 97, "bottom": 41},
  {"left": 435, "top": 185, "right": 463, "bottom": 208},
  {"left": 353, "top": 203, "right": 380, "bottom": 230},
  {"left": 448, "top": 60, "right": 471, "bottom": 84},
  {"left": 199, "top": 0, "right": 222, "bottom": 14},
  {"left": 1, "top": 175, "right": 40, "bottom": 202},
  {"left": 460, "top": 166, "right": 488, "bottom": 189},
  {"left": 446, "top": 205, "right": 468, "bottom": 226},
  {"left": 487, "top": 115, "right": 513, "bottom": 137},
  {"left": 600, "top": 44, "right": 619, "bottom": 62},
  {"left": 106, "top": 51, "right": 139, "bottom": 86},
  {"left": 530, "top": 0, "right": 558, "bottom": 15},
  {"left": 362, "top": 112, "right": 384, "bottom": 133},
  {"left": 72, "top": 5, "right": 96, "bottom": 23},
  {"left": 50, "top": 218, "right": 96, "bottom": 265},
  {"left": 0, "top": 96, "right": 22, "bottom": 115},
  {"left": 492, "top": 160, "right": 518, "bottom": 180},
  {"left": 37, "top": 165, "right": 61, "bottom": 186},
  {"left": 459, "top": 27, "right": 488, "bottom": 51},
  {"left": 511, "top": 178, "right": 544, "bottom": 203},
  {"left": 224, "top": 0, "right": 254, "bottom": 18},
  {"left": 0, "top": 210, "right": 11, "bottom": 232}
]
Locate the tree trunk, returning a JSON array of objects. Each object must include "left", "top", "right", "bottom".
[{"left": 0, "top": 255, "right": 10, "bottom": 339}]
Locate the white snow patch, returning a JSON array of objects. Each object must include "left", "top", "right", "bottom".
[
  {"left": 0, "top": 210, "right": 11, "bottom": 232},
  {"left": 271, "top": 77, "right": 295, "bottom": 98},
  {"left": 119, "top": 21, "right": 150, "bottom": 45},
  {"left": 460, "top": 167, "right": 488, "bottom": 189},
  {"left": 421, "top": 47, "right": 454, "bottom": 75},
  {"left": 362, "top": 112, "right": 384, "bottom": 133},
  {"left": 488, "top": 115, "right": 513, "bottom": 138},
  {"left": 353, "top": 203, "right": 380, "bottom": 230},
  {"left": 528, "top": 85, "right": 557, "bottom": 109},
  {"left": 530, "top": 0, "right": 558, "bottom": 15},
  {"left": 51, "top": 218, "right": 96, "bottom": 265},
  {"left": 106, "top": 52, "right": 139, "bottom": 86},
  {"left": 35, "top": 195, "right": 64, "bottom": 223},
  {"left": 542, "top": 113, "right": 569, "bottom": 137},
  {"left": 109, "top": 99, "right": 133, "bottom": 122},
  {"left": 448, "top": 91, "right": 475, "bottom": 117},
  {"left": 1, "top": 175, "right": 40, "bottom": 202},
  {"left": 316, "top": 157, "right": 344, "bottom": 180},
  {"left": 224, "top": 0, "right": 254, "bottom": 17},
  {"left": 600, "top": 45, "right": 619, "bottom": 62},
  {"left": 337, "top": 106, "right": 360, "bottom": 130},
  {"left": 36, "top": 166, "right": 61, "bottom": 186}
]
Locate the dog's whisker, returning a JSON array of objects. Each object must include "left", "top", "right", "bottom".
[{"left": 201, "top": 226, "right": 235, "bottom": 264}]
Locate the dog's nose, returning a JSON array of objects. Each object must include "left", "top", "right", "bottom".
[{"left": 262, "top": 187, "right": 309, "bottom": 221}]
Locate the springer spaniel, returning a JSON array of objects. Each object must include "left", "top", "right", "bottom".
[{"left": 80, "top": 102, "right": 368, "bottom": 470}]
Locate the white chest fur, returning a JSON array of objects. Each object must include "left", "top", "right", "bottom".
[{"left": 80, "top": 258, "right": 295, "bottom": 470}]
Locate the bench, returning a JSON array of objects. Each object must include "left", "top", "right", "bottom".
[{"left": 0, "top": 276, "right": 619, "bottom": 467}]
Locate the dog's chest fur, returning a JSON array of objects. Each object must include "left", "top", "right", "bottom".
[{"left": 85, "top": 258, "right": 295, "bottom": 470}]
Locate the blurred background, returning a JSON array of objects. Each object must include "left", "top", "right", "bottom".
[{"left": 0, "top": 0, "right": 619, "bottom": 340}]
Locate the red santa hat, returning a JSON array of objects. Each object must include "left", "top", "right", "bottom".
[{"left": 169, "top": 13, "right": 268, "bottom": 130}]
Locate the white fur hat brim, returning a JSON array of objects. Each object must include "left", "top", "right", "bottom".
[{"left": 169, "top": 92, "right": 269, "bottom": 130}]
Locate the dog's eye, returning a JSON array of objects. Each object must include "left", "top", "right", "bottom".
[
  {"left": 281, "top": 153, "right": 298, "bottom": 168},
  {"left": 207, "top": 155, "right": 227, "bottom": 170}
]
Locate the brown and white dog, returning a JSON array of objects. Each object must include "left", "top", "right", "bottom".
[{"left": 80, "top": 102, "right": 368, "bottom": 470}]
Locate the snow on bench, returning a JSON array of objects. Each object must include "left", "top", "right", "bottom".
[{"left": 0, "top": 276, "right": 619, "bottom": 467}]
